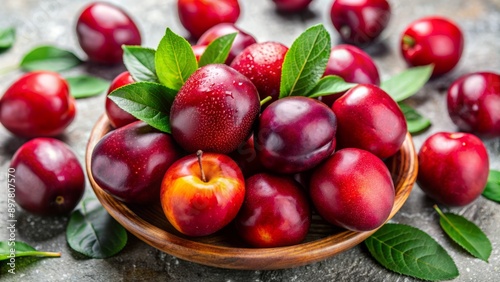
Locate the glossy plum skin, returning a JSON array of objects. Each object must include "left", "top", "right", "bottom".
[
  {"left": 170, "top": 64, "right": 260, "bottom": 154},
  {"left": 401, "top": 16, "right": 464, "bottom": 76},
  {"left": 0, "top": 71, "right": 76, "bottom": 138},
  {"left": 76, "top": 2, "right": 141, "bottom": 64},
  {"left": 178, "top": 0, "right": 240, "bottom": 39},
  {"left": 330, "top": 0, "right": 391, "bottom": 45},
  {"left": 447, "top": 72, "right": 500, "bottom": 138},
  {"left": 91, "top": 121, "right": 184, "bottom": 204},
  {"left": 310, "top": 148, "right": 395, "bottom": 231},
  {"left": 10, "top": 138, "right": 85, "bottom": 216},
  {"left": 417, "top": 132, "right": 489, "bottom": 207},
  {"left": 319, "top": 44, "right": 380, "bottom": 107},
  {"left": 230, "top": 42, "right": 288, "bottom": 107},
  {"left": 255, "top": 96, "right": 337, "bottom": 174},
  {"left": 332, "top": 84, "right": 407, "bottom": 159},
  {"left": 197, "top": 23, "right": 257, "bottom": 64},
  {"left": 105, "top": 71, "right": 138, "bottom": 128},
  {"left": 272, "top": 0, "right": 313, "bottom": 13},
  {"left": 234, "top": 173, "right": 311, "bottom": 248},
  {"left": 160, "top": 152, "right": 245, "bottom": 237}
]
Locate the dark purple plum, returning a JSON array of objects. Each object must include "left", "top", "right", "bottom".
[
  {"left": 255, "top": 96, "right": 337, "bottom": 174},
  {"left": 91, "top": 121, "right": 184, "bottom": 204}
]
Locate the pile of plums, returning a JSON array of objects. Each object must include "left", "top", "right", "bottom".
[{"left": 0, "top": 0, "right": 497, "bottom": 249}]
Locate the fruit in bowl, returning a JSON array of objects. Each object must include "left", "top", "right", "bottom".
[
  {"left": 160, "top": 151, "right": 245, "bottom": 237},
  {"left": 310, "top": 148, "right": 395, "bottom": 231},
  {"left": 230, "top": 41, "right": 289, "bottom": 108},
  {"left": 255, "top": 96, "right": 337, "bottom": 174},
  {"left": 234, "top": 173, "right": 311, "bottom": 247},
  {"left": 169, "top": 64, "right": 260, "bottom": 154},
  {"left": 105, "top": 71, "right": 138, "bottom": 128},
  {"left": 318, "top": 44, "right": 380, "bottom": 106},
  {"left": 197, "top": 23, "right": 257, "bottom": 64},
  {"left": 332, "top": 84, "right": 407, "bottom": 159},
  {"left": 91, "top": 121, "right": 184, "bottom": 204}
]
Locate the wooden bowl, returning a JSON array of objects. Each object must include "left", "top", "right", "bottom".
[{"left": 86, "top": 114, "right": 417, "bottom": 270}]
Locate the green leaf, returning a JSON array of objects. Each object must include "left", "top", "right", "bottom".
[
  {"left": 122, "top": 45, "right": 159, "bottom": 83},
  {"left": 279, "top": 24, "right": 331, "bottom": 98},
  {"left": 483, "top": 170, "right": 500, "bottom": 203},
  {"left": 20, "top": 45, "right": 82, "bottom": 72},
  {"left": 0, "top": 27, "right": 15, "bottom": 51},
  {"left": 365, "top": 223, "right": 459, "bottom": 281},
  {"left": 0, "top": 241, "right": 60, "bottom": 261},
  {"left": 66, "top": 75, "right": 109, "bottom": 99},
  {"left": 434, "top": 205, "right": 492, "bottom": 262},
  {"left": 380, "top": 65, "right": 434, "bottom": 102},
  {"left": 198, "top": 32, "right": 237, "bottom": 67},
  {"left": 306, "top": 75, "right": 357, "bottom": 98},
  {"left": 109, "top": 82, "right": 177, "bottom": 133},
  {"left": 155, "top": 28, "right": 197, "bottom": 90},
  {"left": 398, "top": 102, "right": 431, "bottom": 134},
  {"left": 66, "top": 198, "right": 127, "bottom": 259}
]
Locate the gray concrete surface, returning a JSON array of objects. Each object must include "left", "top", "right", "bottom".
[{"left": 0, "top": 0, "right": 499, "bottom": 281}]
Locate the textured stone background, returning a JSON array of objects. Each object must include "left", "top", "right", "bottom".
[{"left": 0, "top": 0, "right": 499, "bottom": 281}]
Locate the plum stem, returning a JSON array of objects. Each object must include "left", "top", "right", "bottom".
[
  {"left": 402, "top": 35, "right": 416, "bottom": 48},
  {"left": 197, "top": 150, "right": 207, "bottom": 182},
  {"left": 260, "top": 96, "right": 272, "bottom": 107}
]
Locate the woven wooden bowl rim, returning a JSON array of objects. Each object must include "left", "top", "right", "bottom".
[{"left": 85, "top": 114, "right": 417, "bottom": 270}]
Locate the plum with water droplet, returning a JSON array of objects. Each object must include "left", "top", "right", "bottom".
[
  {"left": 169, "top": 64, "right": 260, "bottom": 154},
  {"left": 230, "top": 41, "right": 288, "bottom": 108}
]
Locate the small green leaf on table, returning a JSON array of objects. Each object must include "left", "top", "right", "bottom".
[
  {"left": 123, "top": 45, "right": 159, "bottom": 83},
  {"left": 20, "top": 45, "right": 82, "bottom": 72},
  {"left": 198, "top": 32, "right": 237, "bottom": 67},
  {"left": 66, "top": 198, "right": 127, "bottom": 259},
  {"left": 365, "top": 223, "right": 459, "bottom": 281},
  {"left": 306, "top": 75, "right": 356, "bottom": 98},
  {"left": 0, "top": 241, "right": 60, "bottom": 261},
  {"left": 0, "top": 27, "right": 16, "bottom": 52},
  {"left": 280, "top": 24, "right": 331, "bottom": 98},
  {"left": 398, "top": 102, "right": 431, "bottom": 134},
  {"left": 483, "top": 170, "right": 500, "bottom": 203},
  {"left": 434, "top": 205, "right": 492, "bottom": 262},
  {"left": 66, "top": 75, "right": 109, "bottom": 99},
  {"left": 155, "top": 28, "right": 198, "bottom": 90},
  {"left": 380, "top": 64, "right": 434, "bottom": 102},
  {"left": 108, "top": 81, "right": 177, "bottom": 133}
]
